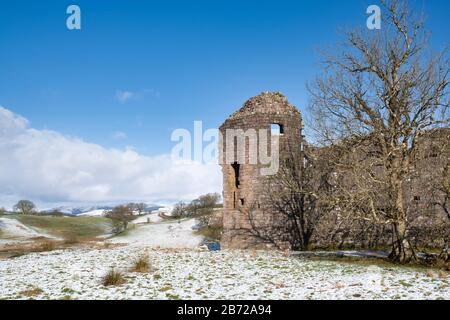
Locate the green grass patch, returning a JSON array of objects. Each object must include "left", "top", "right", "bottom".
[
  {"left": 398, "top": 280, "right": 413, "bottom": 287},
  {"left": 159, "top": 286, "right": 172, "bottom": 292},
  {"left": 166, "top": 293, "right": 180, "bottom": 299},
  {"left": 11, "top": 215, "right": 114, "bottom": 240},
  {"left": 112, "top": 223, "right": 137, "bottom": 236}
]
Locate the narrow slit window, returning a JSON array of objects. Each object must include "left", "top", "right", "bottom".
[{"left": 231, "top": 162, "right": 240, "bottom": 188}]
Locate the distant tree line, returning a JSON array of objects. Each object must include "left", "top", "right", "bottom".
[{"left": 172, "top": 193, "right": 221, "bottom": 219}]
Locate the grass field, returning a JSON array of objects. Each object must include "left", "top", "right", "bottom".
[{"left": 9, "top": 215, "right": 114, "bottom": 241}]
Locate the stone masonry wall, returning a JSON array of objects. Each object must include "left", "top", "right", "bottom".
[{"left": 219, "top": 92, "right": 304, "bottom": 249}]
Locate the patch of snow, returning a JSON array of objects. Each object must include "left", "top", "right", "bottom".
[
  {"left": 77, "top": 206, "right": 171, "bottom": 218},
  {"left": 0, "top": 217, "right": 55, "bottom": 244},
  {"left": 78, "top": 209, "right": 106, "bottom": 217},
  {"left": 132, "top": 213, "right": 163, "bottom": 224},
  {"left": 108, "top": 218, "right": 202, "bottom": 248}
]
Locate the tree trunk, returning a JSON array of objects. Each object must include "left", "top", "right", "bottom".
[
  {"left": 439, "top": 233, "right": 449, "bottom": 269},
  {"left": 389, "top": 219, "right": 416, "bottom": 263},
  {"left": 388, "top": 172, "right": 416, "bottom": 264},
  {"left": 439, "top": 244, "right": 449, "bottom": 261}
]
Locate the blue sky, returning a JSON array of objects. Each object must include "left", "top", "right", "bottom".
[
  {"left": 0, "top": 0, "right": 446, "bottom": 154},
  {"left": 0, "top": 0, "right": 448, "bottom": 207}
]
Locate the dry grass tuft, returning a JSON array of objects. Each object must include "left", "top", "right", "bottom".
[
  {"left": 426, "top": 270, "right": 437, "bottom": 278},
  {"left": 39, "top": 240, "right": 57, "bottom": 252},
  {"left": 130, "top": 253, "right": 152, "bottom": 273},
  {"left": 102, "top": 269, "right": 126, "bottom": 286},
  {"left": 19, "top": 287, "right": 43, "bottom": 297},
  {"left": 438, "top": 270, "right": 449, "bottom": 278}
]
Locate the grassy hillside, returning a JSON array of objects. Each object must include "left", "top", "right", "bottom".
[{"left": 10, "top": 215, "right": 113, "bottom": 240}]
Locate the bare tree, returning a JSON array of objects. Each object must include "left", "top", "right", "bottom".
[
  {"left": 105, "top": 205, "right": 135, "bottom": 233},
  {"left": 246, "top": 145, "right": 332, "bottom": 251},
  {"left": 308, "top": 0, "right": 449, "bottom": 263},
  {"left": 13, "top": 200, "right": 37, "bottom": 215},
  {"left": 191, "top": 193, "right": 221, "bottom": 215},
  {"left": 171, "top": 201, "right": 190, "bottom": 218},
  {"left": 171, "top": 193, "right": 222, "bottom": 219},
  {"left": 128, "top": 203, "right": 147, "bottom": 216}
]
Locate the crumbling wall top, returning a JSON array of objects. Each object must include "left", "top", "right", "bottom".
[{"left": 226, "top": 91, "right": 301, "bottom": 121}]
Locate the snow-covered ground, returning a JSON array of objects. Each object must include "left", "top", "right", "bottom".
[
  {"left": 0, "top": 246, "right": 448, "bottom": 300},
  {"left": 78, "top": 207, "right": 170, "bottom": 219},
  {"left": 132, "top": 213, "right": 163, "bottom": 224},
  {"left": 1, "top": 216, "right": 448, "bottom": 300},
  {"left": 78, "top": 209, "right": 106, "bottom": 217},
  {"left": 108, "top": 218, "right": 202, "bottom": 248},
  {"left": 0, "top": 218, "right": 55, "bottom": 245}
]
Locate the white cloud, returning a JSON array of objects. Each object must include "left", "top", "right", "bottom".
[
  {"left": 0, "top": 106, "right": 222, "bottom": 209},
  {"left": 115, "top": 90, "right": 135, "bottom": 103},
  {"left": 113, "top": 131, "right": 127, "bottom": 140}
]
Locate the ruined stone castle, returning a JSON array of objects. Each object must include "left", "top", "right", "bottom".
[
  {"left": 218, "top": 92, "right": 449, "bottom": 250},
  {"left": 219, "top": 92, "right": 304, "bottom": 249}
]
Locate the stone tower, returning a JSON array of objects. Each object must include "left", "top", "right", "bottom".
[{"left": 219, "top": 92, "right": 304, "bottom": 249}]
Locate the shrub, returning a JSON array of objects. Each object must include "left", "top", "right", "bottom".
[
  {"left": 102, "top": 269, "right": 126, "bottom": 286},
  {"left": 195, "top": 225, "right": 223, "bottom": 241},
  {"left": 195, "top": 213, "right": 222, "bottom": 241},
  {"left": 130, "top": 254, "right": 151, "bottom": 273}
]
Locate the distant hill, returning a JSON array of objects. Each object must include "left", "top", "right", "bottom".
[{"left": 42, "top": 204, "right": 164, "bottom": 216}]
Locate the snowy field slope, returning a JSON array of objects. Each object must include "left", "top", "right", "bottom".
[
  {"left": 108, "top": 218, "right": 202, "bottom": 248},
  {"left": 78, "top": 209, "right": 106, "bottom": 217},
  {"left": 132, "top": 213, "right": 163, "bottom": 224},
  {"left": 78, "top": 207, "right": 170, "bottom": 218},
  {"left": 0, "top": 247, "right": 448, "bottom": 300},
  {"left": 0, "top": 218, "right": 54, "bottom": 244}
]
